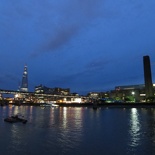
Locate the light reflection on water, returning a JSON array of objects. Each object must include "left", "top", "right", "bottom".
[
  {"left": 1, "top": 106, "right": 155, "bottom": 155},
  {"left": 57, "top": 107, "right": 83, "bottom": 154},
  {"left": 129, "top": 108, "right": 141, "bottom": 147}
]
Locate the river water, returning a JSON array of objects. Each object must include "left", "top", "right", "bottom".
[{"left": 0, "top": 105, "right": 155, "bottom": 155}]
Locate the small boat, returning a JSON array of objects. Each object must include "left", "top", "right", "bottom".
[
  {"left": 4, "top": 115, "right": 27, "bottom": 124},
  {"left": 4, "top": 117, "right": 18, "bottom": 123},
  {"left": 52, "top": 103, "right": 59, "bottom": 107},
  {"left": 40, "top": 103, "right": 59, "bottom": 107}
]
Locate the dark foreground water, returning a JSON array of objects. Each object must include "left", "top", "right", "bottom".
[{"left": 1, "top": 106, "right": 155, "bottom": 155}]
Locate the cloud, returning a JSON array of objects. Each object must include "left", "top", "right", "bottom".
[
  {"left": 30, "top": 0, "right": 104, "bottom": 57},
  {"left": 48, "top": 58, "right": 110, "bottom": 86},
  {"left": 31, "top": 25, "right": 80, "bottom": 57}
]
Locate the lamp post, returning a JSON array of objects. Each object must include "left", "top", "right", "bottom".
[{"left": 131, "top": 91, "right": 135, "bottom": 102}]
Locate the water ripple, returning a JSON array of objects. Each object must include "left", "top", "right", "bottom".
[{"left": 1, "top": 106, "right": 155, "bottom": 155}]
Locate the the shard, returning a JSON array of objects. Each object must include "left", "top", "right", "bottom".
[{"left": 20, "top": 65, "right": 28, "bottom": 92}]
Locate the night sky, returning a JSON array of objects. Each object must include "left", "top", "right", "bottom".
[{"left": 0, "top": 0, "right": 155, "bottom": 94}]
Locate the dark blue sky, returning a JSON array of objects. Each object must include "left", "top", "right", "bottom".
[{"left": 0, "top": 0, "right": 155, "bottom": 94}]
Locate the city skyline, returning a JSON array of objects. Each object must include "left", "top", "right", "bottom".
[{"left": 0, "top": 1, "right": 155, "bottom": 94}]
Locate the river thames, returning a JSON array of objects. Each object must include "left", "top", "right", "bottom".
[{"left": 1, "top": 105, "right": 155, "bottom": 155}]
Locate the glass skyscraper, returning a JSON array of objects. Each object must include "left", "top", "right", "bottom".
[{"left": 20, "top": 65, "right": 28, "bottom": 92}]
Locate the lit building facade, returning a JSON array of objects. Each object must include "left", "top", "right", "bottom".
[
  {"left": 87, "top": 84, "right": 155, "bottom": 103},
  {"left": 35, "top": 84, "right": 70, "bottom": 95},
  {"left": 113, "top": 84, "right": 155, "bottom": 102}
]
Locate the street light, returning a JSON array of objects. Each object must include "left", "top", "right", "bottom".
[
  {"left": 131, "top": 91, "right": 135, "bottom": 102},
  {"left": 131, "top": 91, "right": 135, "bottom": 95}
]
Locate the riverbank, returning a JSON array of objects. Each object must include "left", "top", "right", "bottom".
[
  {"left": 56, "top": 102, "right": 155, "bottom": 108},
  {"left": 7, "top": 102, "right": 155, "bottom": 108}
]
